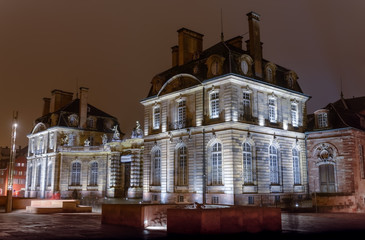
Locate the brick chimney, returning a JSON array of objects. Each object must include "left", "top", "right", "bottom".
[
  {"left": 42, "top": 97, "right": 51, "bottom": 116},
  {"left": 177, "top": 28, "right": 204, "bottom": 66},
  {"left": 50, "top": 89, "right": 73, "bottom": 113},
  {"left": 246, "top": 12, "right": 263, "bottom": 78},
  {"left": 171, "top": 45, "right": 179, "bottom": 67},
  {"left": 79, "top": 87, "right": 89, "bottom": 129}
]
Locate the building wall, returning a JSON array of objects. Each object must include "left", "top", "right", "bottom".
[
  {"left": 306, "top": 128, "right": 365, "bottom": 211},
  {"left": 142, "top": 74, "right": 309, "bottom": 206}
]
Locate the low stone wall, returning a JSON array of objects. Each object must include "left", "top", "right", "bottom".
[
  {"left": 167, "top": 206, "right": 281, "bottom": 234},
  {"left": 102, "top": 204, "right": 281, "bottom": 234},
  {"left": 313, "top": 194, "right": 357, "bottom": 213},
  {"left": 0, "top": 197, "right": 33, "bottom": 209}
]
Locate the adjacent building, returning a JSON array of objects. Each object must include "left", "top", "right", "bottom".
[
  {"left": 0, "top": 146, "right": 28, "bottom": 197},
  {"left": 25, "top": 88, "right": 144, "bottom": 199},
  {"left": 306, "top": 95, "right": 365, "bottom": 212},
  {"left": 141, "top": 12, "right": 311, "bottom": 206}
]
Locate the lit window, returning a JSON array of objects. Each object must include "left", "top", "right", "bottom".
[
  {"left": 293, "top": 148, "right": 301, "bottom": 185},
  {"left": 269, "top": 145, "right": 279, "bottom": 184},
  {"left": 242, "top": 92, "right": 251, "bottom": 120},
  {"left": 36, "top": 164, "right": 42, "bottom": 187},
  {"left": 291, "top": 103, "right": 299, "bottom": 127},
  {"left": 210, "top": 142, "right": 222, "bottom": 185},
  {"left": 177, "top": 100, "right": 186, "bottom": 129},
  {"left": 210, "top": 92, "right": 220, "bottom": 119},
  {"left": 177, "top": 146, "right": 188, "bottom": 186},
  {"left": 243, "top": 142, "right": 253, "bottom": 184},
  {"left": 318, "top": 113, "right": 328, "bottom": 128},
  {"left": 28, "top": 165, "right": 33, "bottom": 187},
  {"left": 71, "top": 162, "right": 81, "bottom": 186},
  {"left": 90, "top": 162, "right": 98, "bottom": 186},
  {"left": 268, "top": 98, "right": 277, "bottom": 123},
  {"left": 153, "top": 106, "right": 160, "bottom": 130},
  {"left": 151, "top": 149, "right": 161, "bottom": 186}
]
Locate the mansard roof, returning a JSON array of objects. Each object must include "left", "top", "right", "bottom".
[
  {"left": 34, "top": 98, "right": 121, "bottom": 134},
  {"left": 307, "top": 96, "right": 365, "bottom": 132},
  {"left": 147, "top": 38, "right": 303, "bottom": 98}
]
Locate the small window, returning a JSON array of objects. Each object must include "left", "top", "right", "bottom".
[
  {"left": 275, "top": 195, "right": 280, "bottom": 203},
  {"left": 178, "top": 195, "right": 184, "bottom": 203},
  {"left": 266, "top": 68, "right": 273, "bottom": 81},
  {"left": 248, "top": 196, "right": 254, "bottom": 205},
  {"left": 211, "top": 61, "right": 219, "bottom": 75},
  {"left": 152, "top": 194, "right": 158, "bottom": 202},
  {"left": 212, "top": 196, "right": 219, "bottom": 204},
  {"left": 241, "top": 60, "right": 248, "bottom": 75}
]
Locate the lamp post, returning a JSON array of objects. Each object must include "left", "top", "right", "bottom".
[{"left": 6, "top": 111, "right": 18, "bottom": 213}]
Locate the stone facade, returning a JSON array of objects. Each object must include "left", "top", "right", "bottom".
[
  {"left": 141, "top": 12, "right": 310, "bottom": 206},
  {"left": 25, "top": 88, "right": 143, "bottom": 199},
  {"left": 306, "top": 96, "right": 365, "bottom": 212}
]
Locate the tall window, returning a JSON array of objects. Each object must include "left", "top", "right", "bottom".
[
  {"left": 360, "top": 145, "right": 365, "bottom": 179},
  {"left": 71, "top": 162, "right": 81, "bottom": 186},
  {"left": 177, "top": 100, "right": 186, "bottom": 129},
  {"left": 318, "top": 113, "right": 328, "bottom": 128},
  {"left": 243, "top": 142, "right": 253, "bottom": 184},
  {"left": 153, "top": 106, "right": 160, "bottom": 130},
  {"left": 151, "top": 149, "right": 161, "bottom": 186},
  {"left": 36, "top": 164, "right": 42, "bottom": 187},
  {"left": 242, "top": 92, "right": 251, "bottom": 119},
  {"left": 210, "top": 92, "right": 220, "bottom": 119},
  {"left": 291, "top": 103, "right": 298, "bottom": 127},
  {"left": 268, "top": 98, "right": 277, "bottom": 123},
  {"left": 319, "top": 164, "right": 335, "bottom": 192},
  {"left": 177, "top": 146, "right": 188, "bottom": 186},
  {"left": 210, "top": 142, "right": 222, "bottom": 185},
  {"left": 90, "top": 162, "right": 98, "bottom": 186},
  {"left": 28, "top": 165, "right": 33, "bottom": 187},
  {"left": 47, "top": 162, "right": 53, "bottom": 186},
  {"left": 269, "top": 145, "right": 279, "bottom": 184},
  {"left": 292, "top": 148, "right": 301, "bottom": 185}
]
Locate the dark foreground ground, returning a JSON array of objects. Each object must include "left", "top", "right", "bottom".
[{"left": 1, "top": 209, "right": 365, "bottom": 240}]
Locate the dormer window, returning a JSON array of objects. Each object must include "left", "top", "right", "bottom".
[
  {"left": 241, "top": 60, "right": 248, "bottom": 75},
  {"left": 286, "top": 71, "right": 298, "bottom": 89},
  {"left": 265, "top": 62, "right": 277, "bottom": 82},
  {"left": 315, "top": 109, "right": 329, "bottom": 129},
  {"left": 318, "top": 112, "right": 328, "bottom": 128},
  {"left": 239, "top": 54, "right": 253, "bottom": 76},
  {"left": 68, "top": 114, "right": 79, "bottom": 127}
]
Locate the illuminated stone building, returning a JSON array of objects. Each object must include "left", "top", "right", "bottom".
[
  {"left": 25, "top": 88, "right": 143, "bottom": 199},
  {"left": 141, "top": 12, "right": 311, "bottom": 205},
  {"left": 306, "top": 95, "right": 365, "bottom": 212}
]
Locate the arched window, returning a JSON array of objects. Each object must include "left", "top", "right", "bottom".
[
  {"left": 176, "top": 146, "right": 188, "bottom": 186},
  {"left": 292, "top": 148, "right": 301, "bottom": 185},
  {"left": 210, "top": 142, "right": 223, "bottom": 185},
  {"left": 269, "top": 145, "right": 279, "bottom": 184},
  {"left": 71, "top": 162, "right": 81, "bottom": 186},
  {"left": 266, "top": 67, "right": 273, "bottom": 81},
  {"left": 243, "top": 142, "right": 253, "bottom": 184},
  {"left": 151, "top": 149, "right": 161, "bottom": 186},
  {"left": 90, "top": 162, "right": 98, "bottom": 186}
]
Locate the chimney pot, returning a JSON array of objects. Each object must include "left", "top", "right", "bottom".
[{"left": 177, "top": 28, "right": 204, "bottom": 66}]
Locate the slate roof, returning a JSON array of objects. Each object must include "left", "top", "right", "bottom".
[
  {"left": 34, "top": 98, "right": 121, "bottom": 134},
  {"left": 307, "top": 96, "right": 365, "bottom": 132},
  {"left": 147, "top": 38, "right": 303, "bottom": 98}
]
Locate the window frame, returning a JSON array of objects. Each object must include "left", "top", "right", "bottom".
[
  {"left": 209, "top": 91, "right": 220, "bottom": 119},
  {"left": 269, "top": 145, "right": 280, "bottom": 185},
  {"left": 242, "top": 142, "right": 253, "bottom": 184},
  {"left": 210, "top": 142, "right": 223, "bottom": 185},
  {"left": 71, "top": 162, "right": 81, "bottom": 186},
  {"left": 151, "top": 149, "right": 161, "bottom": 186},
  {"left": 153, "top": 105, "right": 161, "bottom": 130}
]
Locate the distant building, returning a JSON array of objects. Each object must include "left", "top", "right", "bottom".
[
  {"left": 306, "top": 95, "right": 365, "bottom": 212},
  {"left": 25, "top": 88, "right": 143, "bottom": 199},
  {"left": 141, "top": 12, "right": 310, "bottom": 206},
  {"left": 0, "top": 146, "right": 28, "bottom": 197}
]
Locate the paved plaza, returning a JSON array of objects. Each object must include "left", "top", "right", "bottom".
[{"left": 1, "top": 209, "right": 365, "bottom": 239}]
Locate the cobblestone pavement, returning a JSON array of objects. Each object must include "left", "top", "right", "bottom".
[{"left": 1, "top": 210, "right": 365, "bottom": 240}]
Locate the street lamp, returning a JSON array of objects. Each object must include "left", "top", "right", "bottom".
[{"left": 6, "top": 111, "right": 18, "bottom": 213}]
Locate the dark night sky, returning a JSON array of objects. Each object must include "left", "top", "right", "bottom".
[{"left": 1, "top": 0, "right": 364, "bottom": 147}]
